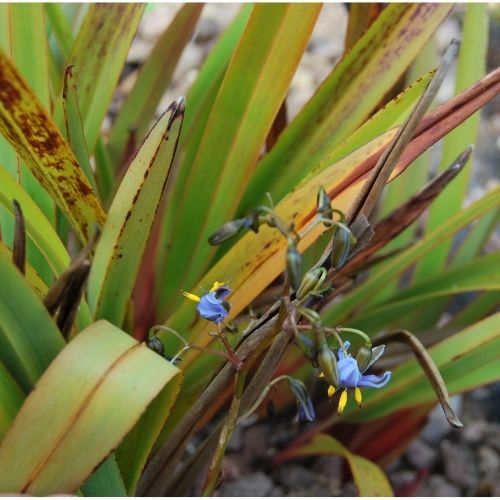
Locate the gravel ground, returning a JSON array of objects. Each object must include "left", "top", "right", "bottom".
[{"left": 123, "top": 5, "right": 500, "bottom": 496}]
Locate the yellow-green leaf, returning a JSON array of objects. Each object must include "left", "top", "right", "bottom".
[
  {"left": 285, "top": 433, "right": 393, "bottom": 496},
  {"left": 0, "top": 50, "right": 105, "bottom": 242},
  {"left": 108, "top": 4, "right": 202, "bottom": 166},
  {"left": 156, "top": 3, "right": 321, "bottom": 315},
  {"left": 0, "top": 320, "right": 181, "bottom": 495},
  {"left": 239, "top": 3, "right": 451, "bottom": 212},
  {"left": 0, "top": 252, "right": 64, "bottom": 392},
  {"left": 88, "top": 100, "right": 184, "bottom": 327},
  {"left": 54, "top": 4, "right": 145, "bottom": 154}
]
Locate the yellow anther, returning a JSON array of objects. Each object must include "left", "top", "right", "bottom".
[
  {"left": 319, "top": 372, "right": 325, "bottom": 378},
  {"left": 327, "top": 385, "right": 335, "bottom": 399},
  {"left": 338, "top": 388, "right": 348, "bottom": 415},
  {"left": 210, "top": 281, "right": 227, "bottom": 292},
  {"left": 183, "top": 291, "right": 200, "bottom": 302},
  {"left": 354, "top": 387, "right": 362, "bottom": 407}
]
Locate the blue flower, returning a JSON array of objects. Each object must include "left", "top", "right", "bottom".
[
  {"left": 288, "top": 377, "right": 316, "bottom": 423},
  {"left": 183, "top": 282, "right": 231, "bottom": 324},
  {"left": 323, "top": 341, "right": 391, "bottom": 414}
]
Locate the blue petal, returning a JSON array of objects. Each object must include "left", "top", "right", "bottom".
[
  {"left": 358, "top": 371, "right": 391, "bottom": 388},
  {"left": 214, "top": 286, "right": 231, "bottom": 300},
  {"left": 337, "top": 341, "right": 351, "bottom": 360},
  {"left": 364, "top": 344, "right": 386, "bottom": 372},
  {"left": 337, "top": 356, "right": 362, "bottom": 387},
  {"left": 197, "top": 293, "right": 228, "bottom": 323},
  {"left": 298, "top": 400, "right": 316, "bottom": 423}
]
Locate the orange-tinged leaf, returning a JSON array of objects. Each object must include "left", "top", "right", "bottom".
[
  {"left": 0, "top": 50, "right": 105, "bottom": 242},
  {"left": 0, "top": 320, "right": 181, "bottom": 495},
  {"left": 156, "top": 4, "right": 321, "bottom": 314},
  {"left": 282, "top": 433, "right": 393, "bottom": 496},
  {"left": 164, "top": 68, "right": 500, "bottom": 369}
]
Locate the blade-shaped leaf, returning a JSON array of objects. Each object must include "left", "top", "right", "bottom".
[
  {"left": 239, "top": 3, "right": 451, "bottom": 213},
  {"left": 163, "top": 74, "right": 500, "bottom": 356},
  {"left": 283, "top": 433, "right": 393, "bottom": 496},
  {"left": 0, "top": 241, "right": 47, "bottom": 298},
  {"left": 0, "top": 361, "right": 24, "bottom": 443},
  {"left": 0, "top": 252, "right": 64, "bottom": 392},
  {"left": 322, "top": 188, "right": 500, "bottom": 327},
  {"left": 0, "top": 320, "right": 181, "bottom": 495},
  {"left": 0, "top": 50, "right": 105, "bottom": 242},
  {"left": 348, "top": 313, "right": 500, "bottom": 422},
  {"left": 0, "top": 163, "right": 68, "bottom": 275},
  {"left": 107, "top": 4, "right": 203, "bottom": 166},
  {"left": 62, "top": 65, "right": 98, "bottom": 192},
  {"left": 156, "top": 4, "right": 321, "bottom": 315},
  {"left": 348, "top": 252, "right": 500, "bottom": 332},
  {"left": 415, "top": 4, "right": 489, "bottom": 281},
  {"left": 88, "top": 99, "right": 184, "bottom": 327},
  {"left": 116, "top": 376, "right": 182, "bottom": 495},
  {"left": 54, "top": 4, "right": 145, "bottom": 154}
]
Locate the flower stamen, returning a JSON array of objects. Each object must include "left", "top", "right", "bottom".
[{"left": 338, "top": 388, "right": 348, "bottom": 414}]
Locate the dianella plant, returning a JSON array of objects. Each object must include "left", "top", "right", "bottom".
[{"left": 0, "top": 3, "right": 498, "bottom": 496}]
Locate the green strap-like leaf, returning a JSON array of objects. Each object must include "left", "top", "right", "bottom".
[
  {"left": 348, "top": 313, "right": 500, "bottom": 422},
  {"left": 107, "top": 4, "right": 203, "bottom": 166},
  {"left": 0, "top": 320, "right": 181, "bottom": 495},
  {"left": 156, "top": 4, "right": 321, "bottom": 315},
  {"left": 61, "top": 66, "right": 98, "bottom": 192},
  {"left": 239, "top": 4, "right": 451, "bottom": 212},
  {"left": 285, "top": 433, "right": 393, "bottom": 496},
  {"left": 0, "top": 50, "right": 106, "bottom": 242},
  {"left": 88, "top": 100, "right": 184, "bottom": 327},
  {"left": 116, "top": 374, "right": 183, "bottom": 495},
  {"left": 0, "top": 163, "right": 69, "bottom": 276},
  {"left": 322, "top": 188, "right": 500, "bottom": 326},
  {"left": 414, "top": 4, "right": 489, "bottom": 281},
  {"left": 54, "top": 4, "right": 145, "bottom": 154},
  {"left": 0, "top": 362, "right": 24, "bottom": 443},
  {"left": 0, "top": 252, "right": 65, "bottom": 392},
  {"left": 349, "top": 252, "right": 500, "bottom": 333}
]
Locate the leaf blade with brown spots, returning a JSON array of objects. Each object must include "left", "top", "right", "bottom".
[
  {"left": 87, "top": 99, "right": 184, "bottom": 327},
  {"left": 0, "top": 49, "right": 105, "bottom": 242}
]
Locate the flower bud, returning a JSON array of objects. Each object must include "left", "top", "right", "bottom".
[
  {"left": 287, "top": 377, "right": 316, "bottom": 423},
  {"left": 297, "top": 267, "right": 327, "bottom": 300},
  {"left": 243, "top": 209, "right": 261, "bottom": 233},
  {"left": 317, "top": 341, "right": 339, "bottom": 388},
  {"left": 331, "top": 225, "right": 352, "bottom": 269},
  {"left": 317, "top": 185, "right": 333, "bottom": 223},
  {"left": 208, "top": 218, "right": 246, "bottom": 245},
  {"left": 293, "top": 329, "right": 316, "bottom": 362},
  {"left": 146, "top": 335, "right": 165, "bottom": 357},
  {"left": 286, "top": 237, "right": 302, "bottom": 290},
  {"left": 356, "top": 344, "right": 373, "bottom": 373}
]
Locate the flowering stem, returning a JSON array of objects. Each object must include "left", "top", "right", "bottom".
[
  {"left": 239, "top": 374, "right": 290, "bottom": 420},
  {"left": 150, "top": 325, "right": 239, "bottom": 366},
  {"left": 216, "top": 332, "right": 243, "bottom": 371},
  {"left": 335, "top": 326, "right": 372, "bottom": 346},
  {"left": 201, "top": 370, "right": 248, "bottom": 496}
]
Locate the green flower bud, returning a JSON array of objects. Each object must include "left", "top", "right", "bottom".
[
  {"left": 299, "top": 307, "right": 322, "bottom": 326},
  {"left": 317, "top": 341, "right": 339, "bottom": 388},
  {"left": 244, "top": 209, "right": 261, "bottom": 233},
  {"left": 297, "top": 267, "right": 327, "bottom": 300},
  {"left": 293, "top": 329, "right": 317, "bottom": 362},
  {"left": 317, "top": 185, "right": 333, "bottom": 223},
  {"left": 331, "top": 225, "right": 351, "bottom": 269},
  {"left": 286, "top": 237, "right": 302, "bottom": 290},
  {"left": 208, "top": 218, "right": 247, "bottom": 245},
  {"left": 146, "top": 335, "right": 165, "bottom": 357},
  {"left": 356, "top": 344, "right": 373, "bottom": 373}
]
